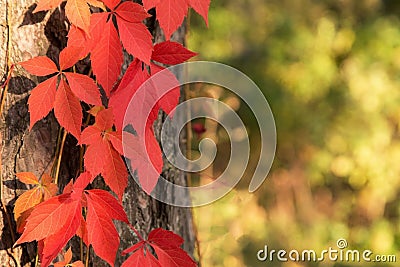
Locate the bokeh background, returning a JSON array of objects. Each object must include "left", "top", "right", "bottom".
[{"left": 187, "top": 0, "right": 400, "bottom": 266}]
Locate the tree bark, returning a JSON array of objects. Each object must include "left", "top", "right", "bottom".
[{"left": 0, "top": 1, "right": 196, "bottom": 266}]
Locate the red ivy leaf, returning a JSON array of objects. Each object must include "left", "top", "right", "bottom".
[
  {"left": 153, "top": 0, "right": 189, "bottom": 40},
  {"left": 121, "top": 247, "right": 161, "bottom": 267},
  {"left": 150, "top": 64, "right": 181, "bottom": 116},
  {"left": 15, "top": 194, "right": 80, "bottom": 244},
  {"left": 91, "top": 18, "right": 123, "bottom": 96},
  {"left": 122, "top": 228, "right": 196, "bottom": 267},
  {"left": 67, "top": 26, "right": 90, "bottom": 58},
  {"left": 27, "top": 76, "right": 57, "bottom": 130},
  {"left": 33, "top": 0, "right": 63, "bottom": 12},
  {"left": 117, "top": 17, "right": 153, "bottom": 65},
  {"left": 152, "top": 41, "right": 197, "bottom": 65},
  {"left": 39, "top": 208, "right": 81, "bottom": 267},
  {"left": 54, "top": 79, "right": 82, "bottom": 141},
  {"left": 109, "top": 59, "right": 150, "bottom": 130},
  {"left": 101, "top": 0, "right": 120, "bottom": 10},
  {"left": 85, "top": 189, "right": 128, "bottom": 266},
  {"left": 65, "top": 0, "right": 91, "bottom": 34},
  {"left": 123, "top": 131, "right": 163, "bottom": 194},
  {"left": 59, "top": 45, "right": 83, "bottom": 70},
  {"left": 148, "top": 228, "right": 184, "bottom": 248},
  {"left": 115, "top": 2, "right": 150, "bottom": 23},
  {"left": 19, "top": 56, "right": 58, "bottom": 76},
  {"left": 64, "top": 72, "right": 102, "bottom": 106},
  {"left": 188, "top": 0, "right": 211, "bottom": 26},
  {"left": 102, "top": 142, "right": 128, "bottom": 200}
]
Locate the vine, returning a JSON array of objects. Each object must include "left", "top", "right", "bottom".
[{"left": 12, "top": 0, "right": 210, "bottom": 266}]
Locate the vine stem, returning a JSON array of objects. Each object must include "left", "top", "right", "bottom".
[
  {"left": 54, "top": 129, "right": 67, "bottom": 185},
  {"left": 129, "top": 224, "right": 144, "bottom": 241}
]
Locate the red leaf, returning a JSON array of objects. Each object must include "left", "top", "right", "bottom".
[
  {"left": 109, "top": 59, "right": 149, "bottom": 130},
  {"left": 86, "top": 189, "right": 127, "bottom": 266},
  {"left": 16, "top": 172, "right": 39, "bottom": 185},
  {"left": 121, "top": 247, "right": 161, "bottom": 267},
  {"left": 67, "top": 26, "right": 90, "bottom": 58},
  {"left": 101, "top": 0, "right": 120, "bottom": 9},
  {"left": 39, "top": 208, "right": 81, "bottom": 267},
  {"left": 152, "top": 41, "right": 197, "bottom": 65},
  {"left": 102, "top": 143, "right": 128, "bottom": 200},
  {"left": 152, "top": 245, "right": 197, "bottom": 267},
  {"left": 122, "top": 228, "right": 197, "bottom": 267},
  {"left": 54, "top": 79, "right": 82, "bottom": 141},
  {"left": 95, "top": 108, "right": 114, "bottom": 130},
  {"left": 84, "top": 138, "right": 107, "bottom": 176},
  {"left": 115, "top": 2, "right": 150, "bottom": 23},
  {"left": 188, "top": 0, "right": 210, "bottom": 26},
  {"left": 91, "top": 19, "right": 123, "bottom": 96},
  {"left": 85, "top": 189, "right": 129, "bottom": 222},
  {"left": 117, "top": 18, "right": 152, "bottom": 65},
  {"left": 142, "top": 0, "right": 160, "bottom": 11},
  {"left": 155, "top": 0, "right": 189, "bottom": 40},
  {"left": 148, "top": 228, "right": 184, "bottom": 248},
  {"left": 88, "top": 13, "right": 108, "bottom": 50},
  {"left": 33, "top": 0, "right": 63, "bottom": 12},
  {"left": 64, "top": 72, "right": 102, "bottom": 105},
  {"left": 150, "top": 64, "right": 181, "bottom": 116},
  {"left": 59, "top": 46, "right": 83, "bottom": 70},
  {"left": 148, "top": 228, "right": 197, "bottom": 267},
  {"left": 72, "top": 172, "right": 92, "bottom": 192},
  {"left": 15, "top": 194, "right": 80, "bottom": 244},
  {"left": 27, "top": 76, "right": 58, "bottom": 130},
  {"left": 106, "top": 131, "right": 123, "bottom": 155},
  {"left": 65, "top": 0, "right": 91, "bottom": 34},
  {"left": 123, "top": 131, "right": 163, "bottom": 194},
  {"left": 81, "top": 125, "right": 102, "bottom": 146},
  {"left": 19, "top": 56, "right": 58, "bottom": 76}
]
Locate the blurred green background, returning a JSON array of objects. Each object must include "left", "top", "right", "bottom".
[{"left": 187, "top": 0, "right": 400, "bottom": 266}]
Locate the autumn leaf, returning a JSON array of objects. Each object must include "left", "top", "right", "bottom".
[
  {"left": 85, "top": 189, "right": 129, "bottom": 266},
  {"left": 109, "top": 59, "right": 150, "bottom": 130},
  {"left": 82, "top": 108, "right": 128, "bottom": 199},
  {"left": 188, "top": 0, "right": 211, "bottom": 26},
  {"left": 115, "top": 2, "right": 150, "bottom": 23},
  {"left": 90, "top": 17, "right": 123, "bottom": 96},
  {"left": 54, "top": 79, "right": 82, "bottom": 141},
  {"left": 19, "top": 56, "right": 58, "bottom": 76},
  {"left": 53, "top": 247, "right": 85, "bottom": 267},
  {"left": 123, "top": 130, "right": 163, "bottom": 194},
  {"left": 15, "top": 194, "right": 81, "bottom": 244},
  {"left": 33, "top": 0, "right": 64, "bottom": 12},
  {"left": 152, "top": 41, "right": 197, "bottom": 65},
  {"left": 20, "top": 46, "right": 102, "bottom": 139},
  {"left": 14, "top": 173, "right": 58, "bottom": 222},
  {"left": 117, "top": 17, "right": 153, "bottom": 65},
  {"left": 122, "top": 228, "right": 197, "bottom": 267},
  {"left": 34, "top": 0, "right": 92, "bottom": 34},
  {"left": 64, "top": 72, "right": 102, "bottom": 106},
  {"left": 144, "top": 0, "right": 189, "bottom": 40},
  {"left": 16, "top": 172, "right": 39, "bottom": 185}
]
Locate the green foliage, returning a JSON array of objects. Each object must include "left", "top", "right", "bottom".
[{"left": 190, "top": 0, "right": 400, "bottom": 266}]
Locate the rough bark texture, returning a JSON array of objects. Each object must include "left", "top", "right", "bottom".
[{"left": 0, "top": 1, "right": 195, "bottom": 266}]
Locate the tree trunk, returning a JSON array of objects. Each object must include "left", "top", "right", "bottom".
[{"left": 0, "top": 1, "right": 196, "bottom": 266}]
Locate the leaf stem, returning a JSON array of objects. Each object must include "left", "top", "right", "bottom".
[
  {"left": 129, "top": 224, "right": 144, "bottom": 241},
  {"left": 54, "top": 129, "right": 67, "bottom": 185}
]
